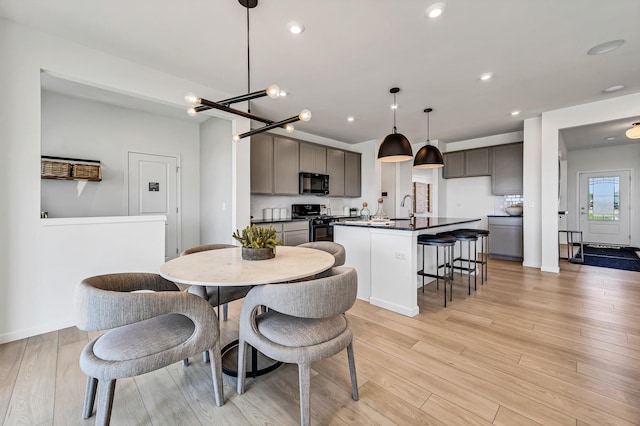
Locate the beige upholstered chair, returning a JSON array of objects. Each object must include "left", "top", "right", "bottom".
[
  {"left": 237, "top": 266, "right": 359, "bottom": 426},
  {"left": 181, "top": 244, "right": 253, "bottom": 321},
  {"left": 75, "top": 273, "right": 224, "bottom": 426}
]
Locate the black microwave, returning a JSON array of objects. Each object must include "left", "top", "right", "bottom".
[{"left": 299, "top": 172, "right": 329, "bottom": 195}]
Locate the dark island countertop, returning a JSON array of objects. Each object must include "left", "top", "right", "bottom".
[{"left": 333, "top": 217, "right": 480, "bottom": 231}]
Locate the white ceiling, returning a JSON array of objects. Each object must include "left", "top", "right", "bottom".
[{"left": 2, "top": 0, "right": 640, "bottom": 149}]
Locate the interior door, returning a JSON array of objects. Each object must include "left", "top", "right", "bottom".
[
  {"left": 578, "top": 170, "right": 630, "bottom": 245},
  {"left": 128, "top": 152, "right": 180, "bottom": 260}
]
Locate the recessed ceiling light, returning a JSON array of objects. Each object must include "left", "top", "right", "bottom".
[
  {"left": 278, "top": 90, "right": 288, "bottom": 97},
  {"left": 605, "top": 136, "right": 616, "bottom": 141},
  {"left": 287, "top": 21, "right": 305, "bottom": 35},
  {"left": 603, "top": 85, "right": 624, "bottom": 93},
  {"left": 347, "top": 116, "right": 355, "bottom": 122},
  {"left": 511, "top": 110, "right": 521, "bottom": 116},
  {"left": 587, "top": 39, "right": 625, "bottom": 55},
  {"left": 479, "top": 72, "right": 493, "bottom": 81},
  {"left": 425, "top": 3, "right": 446, "bottom": 18}
]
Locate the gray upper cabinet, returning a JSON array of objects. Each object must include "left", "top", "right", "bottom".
[
  {"left": 250, "top": 133, "right": 274, "bottom": 195},
  {"left": 442, "top": 151, "right": 465, "bottom": 178},
  {"left": 465, "top": 147, "right": 491, "bottom": 176},
  {"left": 326, "top": 148, "right": 345, "bottom": 196},
  {"left": 443, "top": 148, "right": 490, "bottom": 178},
  {"left": 491, "top": 142, "right": 523, "bottom": 195},
  {"left": 344, "top": 151, "right": 361, "bottom": 197},
  {"left": 250, "top": 133, "right": 361, "bottom": 197},
  {"left": 299, "top": 142, "right": 326, "bottom": 174},
  {"left": 273, "top": 137, "right": 299, "bottom": 195}
]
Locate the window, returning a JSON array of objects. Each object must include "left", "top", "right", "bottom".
[{"left": 588, "top": 176, "right": 619, "bottom": 221}]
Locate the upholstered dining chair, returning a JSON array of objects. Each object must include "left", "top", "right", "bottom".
[
  {"left": 297, "top": 241, "right": 346, "bottom": 277},
  {"left": 75, "top": 272, "right": 224, "bottom": 426},
  {"left": 237, "top": 266, "right": 359, "bottom": 426},
  {"left": 181, "top": 244, "right": 253, "bottom": 322}
]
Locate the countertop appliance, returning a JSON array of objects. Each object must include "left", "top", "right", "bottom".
[
  {"left": 299, "top": 172, "right": 329, "bottom": 195},
  {"left": 291, "top": 203, "right": 340, "bottom": 242}
]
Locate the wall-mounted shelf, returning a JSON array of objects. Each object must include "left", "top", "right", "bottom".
[{"left": 41, "top": 156, "right": 102, "bottom": 182}]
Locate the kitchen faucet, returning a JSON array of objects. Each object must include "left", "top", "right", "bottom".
[{"left": 400, "top": 194, "right": 414, "bottom": 218}]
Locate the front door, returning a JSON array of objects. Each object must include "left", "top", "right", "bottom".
[
  {"left": 128, "top": 152, "right": 180, "bottom": 260},
  {"left": 578, "top": 170, "right": 630, "bottom": 245}
]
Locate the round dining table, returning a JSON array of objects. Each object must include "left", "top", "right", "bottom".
[
  {"left": 159, "top": 245, "right": 335, "bottom": 288},
  {"left": 159, "top": 245, "right": 336, "bottom": 377}
]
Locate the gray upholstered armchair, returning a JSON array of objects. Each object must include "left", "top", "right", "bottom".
[
  {"left": 75, "top": 272, "right": 224, "bottom": 426},
  {"left": 236, "top": 266, "right": 359, "bottom": 426}
]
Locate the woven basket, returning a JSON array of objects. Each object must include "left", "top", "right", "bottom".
[
  {"left": 41, "top": 160, "right": 71, "bottom": 178},
  {"left": 72, "top": 164, "right": 100, "bottom": 180}
]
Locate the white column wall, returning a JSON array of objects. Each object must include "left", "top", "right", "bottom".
[{"left": 523, "top": 117, "right": 542, "bottom": 268}]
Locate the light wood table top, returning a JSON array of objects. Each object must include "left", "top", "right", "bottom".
[{"left": 159, "top": 246, "right": 335, "bottom": 287}]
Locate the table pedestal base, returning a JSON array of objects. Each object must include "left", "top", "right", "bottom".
[{"left": 221, "top": 340, "right": 283, "bottom": 377}]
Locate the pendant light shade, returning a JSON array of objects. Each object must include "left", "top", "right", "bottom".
[
  {"left": 413, "top": 108, "right": 444, "bottom": 168},
  {"left": 377, "top": 88, "right": 413, "bottom": 162},
  {"left": 626, "top": 122, "right": 640, "bottom": 139}
]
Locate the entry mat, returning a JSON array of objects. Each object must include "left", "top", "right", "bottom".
[{"left": 572, "top": 244, "right": 640, "bottom": 272}]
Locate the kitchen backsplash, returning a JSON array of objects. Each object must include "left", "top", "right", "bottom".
[
  {"left": 251, "top": 195, "right": 361, "bottom": 220},
  {"left": 494, "top": 194, "right": 523, "bottom": 215}
]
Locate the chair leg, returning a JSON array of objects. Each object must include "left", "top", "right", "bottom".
[
  {"left": 346, "top": 342, "right": 359, "bottom": 401},
  {"left": 182, "top": 358, "right": 189, "bottom": 366},
  {"left": 298, "top": 363, "right": 311, "bottom": 426},
  {"left": 223, "top": 303, "right": 228, "bottom": 321},
  {"left": 208, "top": 342, "right": 224, "bottom": 407},
  {"left": 203, "top": 350, "right": 210, "bottom": 363},
  {"left": 83, "top": 376, "right": 98, "bottom": 419},
  {"left": 95, "top": 379, "right": 116, "bottom": 426},
  {"left": 236, "top": 340, "right": 248, "bottom": 395}
]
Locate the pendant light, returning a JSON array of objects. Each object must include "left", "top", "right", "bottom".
[
  {"left": 413, "top": 108, "right": 444, "bottom": 169},
  {"left": 626, "top": 122, "right": 640, "bottom": 139},
  {"left": 377, "top": 88, "right": 413, "bottom": 162}
]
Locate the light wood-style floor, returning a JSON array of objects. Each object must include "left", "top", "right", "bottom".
[{"left": 2, "top": 259, "right": 639, "bottom": 425}]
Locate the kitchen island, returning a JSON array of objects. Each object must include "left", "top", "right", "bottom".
[{"left": 334, "top": 217, "right": 480, "bottom": 316}]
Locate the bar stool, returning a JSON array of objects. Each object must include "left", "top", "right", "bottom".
[
  {"left": 458, "top": 228, "right": 489, "bottom": 283},
  {"left": 440, "top": 229, "right": 478, "bottom": 295},
  {"left": 417, "top": 234, "right": 456, "bottom": 307}
]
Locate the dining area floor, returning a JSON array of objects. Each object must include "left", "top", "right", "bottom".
[{"left": 2, "top": 258, "right": 639, "bottom": 425}]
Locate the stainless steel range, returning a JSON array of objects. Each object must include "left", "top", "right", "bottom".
[{"left": 291, "top": 204, "right": 337, "bottom": 242}]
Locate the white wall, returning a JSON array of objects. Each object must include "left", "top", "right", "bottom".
[
  {"left": 200, "top": 116, "right": 235, "bottom": 244},
  {"left": 41, "top": 91, "right": 200, "bottom": 228},
  {"left": 567, "top": 144, "right": 639, "bottom": 246},
  {"left": 523, "top": 117, "right": 542, "bottom": 268},
  {"left": 0, "top": 18, "right": 248, "bottom": 342}
]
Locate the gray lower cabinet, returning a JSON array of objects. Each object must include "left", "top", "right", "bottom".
[
  {"left": 488, "top": 216, "right": 523, "bottom": 261},
  {"left": 491, "top": 142, "right": 523, "bottom": 195},
  {"left": 271, "top": 221, "right": 309, "bottom": 246}
]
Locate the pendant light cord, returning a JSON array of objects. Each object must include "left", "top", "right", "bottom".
[
  {"left": 392, "top": 91, "right": 397, "bottom": 134},
  {"left": 246, "top": 5, "right": 251, "bottom": 113},
  {"left": 426, "top": 110, "right": 430, "bottom": 143}
]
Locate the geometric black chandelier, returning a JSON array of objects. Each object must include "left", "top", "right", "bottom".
[{"left": 185, "top": 0, "right": 311, "bottom": 142}]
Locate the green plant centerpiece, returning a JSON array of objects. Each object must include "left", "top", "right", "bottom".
[{"left": 232, "top": 224, "right": 283, "bottom": 260}]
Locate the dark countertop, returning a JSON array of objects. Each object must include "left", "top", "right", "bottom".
[
  {"left": 487, "top": 215, "right": 523, "bottom": 218},
  {"left": 333, "top": 217, "right": 480, "bottom": 231}
]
